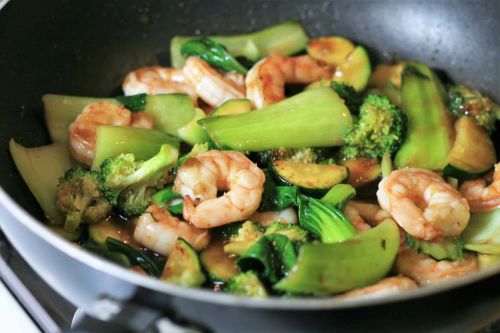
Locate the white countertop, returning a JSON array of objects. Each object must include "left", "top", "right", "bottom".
[{"left": 0, "top": 280, "right": 40, "bottom": 333}]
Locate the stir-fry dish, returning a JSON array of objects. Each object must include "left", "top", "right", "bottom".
[{"left": 10, "top": 22, "right": 500, "bottom": 299}]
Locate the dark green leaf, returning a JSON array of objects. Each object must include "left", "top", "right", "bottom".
[
  {"left": 106, "top": 237, "right": 162, "bottom": 277},
  {"left": 115, "top": 94, "right": 148, "bottom": 112}
]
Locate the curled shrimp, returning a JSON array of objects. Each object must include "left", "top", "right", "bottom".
[
  {"left": 173, "top": 150, "right": 265, "bottom": 228},
  {"left": 68, "top": 102, "right": 153, "bottom": 167},
  {"left": 183, "top": 56, "right": 245, "bottom": 107},
  {"left": 459, "top": 163, "right": 500, "bottom": 213},
  {"left": 245, "top": 54, "right": 332, "bottom": 108},
  {"left": 343, "top": 203, "right": 372, "bottom": 233},
  {"left": 133, "top": 204, "right": 210, "bottom": 256},
  {"left": 339, "top": 276, "right": 417, "bottom": 299},
  {"left": 377, "top": 168, "right": 470, "bottom": 241},
  {"left": 122, "top": 66, "right": 198, "bottom": 100},
  {"left": 395, "top": 248, "right": 478, "bottom": 285},
  {"left": 344, "top": 201, "right": 394, "bottom": 234}
]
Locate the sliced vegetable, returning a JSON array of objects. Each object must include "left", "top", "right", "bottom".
[
  {"left": 341, "top": 158, "right": 380, "bottom": 188},
  {"left": 333, "top": 46, "right": 371, "bottom": 91},
  {"left": 115, "top": 94, "right": 148, "bottom": 112},
  {"left": 224, "top": 221, "right": 264, "bottom": 255},
  {"left": 144, "top": 94, "right": 196, "bottom": 136},
  {"left": 176, "top": 107, "right": 209, "bottom": 145},
  {"left": 307, "top": 36, "right": 355, "bottom": 67},
  {"left": 406, "top": 235, "right": 464, "bottom": 260},
  {"left": 9, "top": 140, "right": 73, "bottom": 224},
  {"left": 274, "top": 219, "right": 400, "bottom": 295},
  {"left": 81, "top": 241, "right": 131, "bottom": 268},
  {"left": 271, "top": 160, "right": 348, "bottom": 196},
  {"left": 477, "top": 254, "right": 500, "bottom": 269},
  {"left": 211, "top": 99, "right": 252, "bottom": 117},
  {"left": 171, "top": 21, "right": 309, "bottom": 68},
  {"left": 48, "top": 225, "right": 82, "bottom": 242},
  {"left": 320, "top": 184, "right": 356, "bottom": 210},
  {"left": 369, "top": 62, "right": 405, "bottom": 90},
  {"left": 181, "top": 37, "right": 248, "bottom": 74},
  {"left": 92, "top": 126, "right": 179, "bottom": 170},
  {"left": 161, "top": 238, "right": 206, "bottom": 287},
  {"left": 297, "top": 194, "right": 356, "bottom": 243},
  {"left": 237, "top": 234, "right": 297, "bottom": 284},
  {"left": 199, "top": 88, "right": 352, "bottom": 151},
  {"left": 223, "top": 271, "right": 268, "bottom": 298},
  {"left": 462, "top": 209, "right": 500, "bottom": 255},
  {"left": 258, "top": 171, "right": 299, "bottom": 211},
  {"left": 394, "top": 63, "right": 455, "bottom": 170},
  {"left": 264, "top": 222, "right": 309, "bottom": 242},
  {"left": 106, "top": 237, "right": 162, "bottom": 277},
  {"left": 200, "top": 243, "right": 239, "bottom": 283},
  {"left": 443, "top": 116, "right": 496, "bottom": 180}
]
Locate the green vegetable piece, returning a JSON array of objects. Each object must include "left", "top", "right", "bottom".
[
  {"left": 88, "top": 219, "right": 127, "bottom": 245},
  {"left": 462, "top": 209, "right": 500, "bottom": 255},
  {"left": 9, "top": 140, "right": 73, "bottom": 224},
  {"left": 181, "top": 37, "right": 248, "bottom": 74},
  {"left": 442, "top": 116, "right": 496, "bottom": 180},
  {"left": 176, "top": 107, "right": 209, "bottom": 145},
  {"left": 115, "top": 93, "right": 147, "bottom": 112},
  {"left": 340, "top": 94, "right": 405, "bottom": 160},
  {"left": 211, "top": 99, "right": 252, "bottom": 117},
  {"left": 100, "top": 144, "right": 179, "bottom": 216},
  {"left": 200, "top": 243, "right": 239, "bottom": 283},
  {"left": 106, "top": 237, "right": 162, "bottom": 277},
  {"left": 224, "top": 271, "right": 268, "bottom": 298},
  {"left": 394, "top": 64, "right": 455, "bottom": 170},
  {"left": 332, "top": 46, "right": 371, "bottom": 91},
  {"left": 381, "top": 152, "right": 393, "bottom": 178},
  {"left": 144, "top": 94, "right": 197, "bottom": 137},
  {"left": 200, "top": 88, "right": 352, "bottom": 151},
  {"left": 258, "top": 175, "right": 299, "bottom": 212},
  {"left": 448, "top": 85, "right": 497, "bottom": 133},
  {"left": 406, "top": 235, "right": 464, "bottom": 260},
  {"left": 92, "top": 126, "right": 179, "bottom": 171},
  {"left": 477, "top": 254, "right": 500, "bottom": 269},
  {"left": 320, "top": 184, "right": 356, "bottom": 210},
  {"left": 171, "top": 21, "right": 309, "bottom": 68},
  {"left": 265, "top": 222, "right": 309, "bottom": 242},
  {"left": 152, "top": 186, "right": 182, "bottom": 206},
  {"left": 298, "top": 194, "right": 356, "bottom": 244},
  {"left": 56, "top": 168, "right": 112, "bottom": 232},
  {"left": 177, "top": 143, "right": 210, "bottom": 168},
  {"left": 331, "top": 81, "right": 362, "bottom": 114},
  {"left": 224, "top": 221, "right": 264, "bottom": 255},
  {"left": 274, "top": 219, "right": 400, "bottom": 295},
  {"left": 161, "top": 238, "right": 206, "bottom": 287},
  {"left": 237, "top": 234, "right": 297, "bottom": 284},
  {"left": 81, "top": 241, "right": 131, "bottom": 268}
]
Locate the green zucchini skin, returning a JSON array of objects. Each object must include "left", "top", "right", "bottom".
[{"left": 271, "top": 160, "right": 349, "bottom": 197}]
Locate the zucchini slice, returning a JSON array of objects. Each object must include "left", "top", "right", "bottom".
[
  {"left": 161, "top": 238, "right": 206, "bottom": 287},
  {"left": 443, "top": 116, "right": 496, "bottom": 180},
  {"left": 272, "top": 160, "right": 348, "bottom": 196},
  {"left": 200, "top": 243, "right": 239, "bottom": 283},
  {"left": 211, "top": 99, "right": 252, "bottom": 117}
]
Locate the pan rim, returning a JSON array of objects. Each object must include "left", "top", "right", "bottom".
[{"left": 0, "top": 185, "right": 499, "bottom": 311}]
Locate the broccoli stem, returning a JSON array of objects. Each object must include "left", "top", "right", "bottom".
[
  {"left": 381, "top": 152, "right": 393, "bottom": 178},
  {"left": 320, "top": 184, "right": 356, "bottom": 210}
]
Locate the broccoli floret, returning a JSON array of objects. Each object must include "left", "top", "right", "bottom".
[
  {"left": 100, "top": 144, "right": 178, "bottom": 216},
  {"left": 264, "top": 222, "right": 308, "bottom": 242},
  {"left": 224, "top": 271, "right": 268, "bottom": 298},
  {"left": 56, "top": 168, "right": 112, "bottom": 232},
  {"left": 331, "top": 81, "right": 362, "bottom": 114},
  {"left": 223, "top": 221, "right": 264, "bottom": 255},
  {"left": 340, "top": 94, "right": 405, "bottom": 159},
  {"left": 448, "top": 85, "right": 497, "bottom": 133},
  {"left": 255, "top": 147, "right": 328, "bottom": 166}
]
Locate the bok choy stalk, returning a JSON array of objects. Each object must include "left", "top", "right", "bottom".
[{"left": 320, "top": 184, "right": 356, "bottom": 210}]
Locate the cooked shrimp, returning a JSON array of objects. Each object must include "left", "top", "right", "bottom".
[
  {"left": 377, "top": 168, "right": 470, "bottom": 241},
  {"left": 395, "top": 248, "right": 478, "bottom": 284},
  {"left": 133, "top": 204, "right": 210, "bottom": 256},
  {"left": 249, "top": 207, "right": 298, "bottom": 227},
  {"left": 173, "top": 150, "right": 265, "bottom": 228},
  {"left": 122, "top": 66, "right": 198, "bottom": 100},
  {"left": 459, "top": 163, "right": 500, "bottom": 212},
  {"left": 68, "top": 101, "right": 153, "bottom": 167},
  {"left": 245, "top": 54, "right": 332, "bottom": 108},
  {"left": 339, "top": 276, "right": 417, "bottom": 299},
  {"left": 183, "top": 57, "right": 245, "bottom": 107},
  {"left": 343, "top": 203, "right": 371, "bottom": 233}
]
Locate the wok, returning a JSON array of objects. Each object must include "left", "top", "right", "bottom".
[{"left": 0, "top": 0, "right": 499, "bottom": 332}]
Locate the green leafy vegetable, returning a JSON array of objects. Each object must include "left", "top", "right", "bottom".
[
  {"left": 320, "top": 184, "right": 356, "bottom": 210},
  {"left": 106, "top": 237, "right": 162, "bottom": 277},
  {"left": 115, "top": 93, "right": 148, "bottom": 112},
  {"left": 181, "top": 37, "right": 248, "bottom": 74},
  {"left": 224, "top": 271, "right": 268, "bottom": 298},
  {"left": 331, "top": 81, "right": 362, "bottom": 114}
]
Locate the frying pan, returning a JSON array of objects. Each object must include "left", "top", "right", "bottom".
[{"left": 0, "top": 0, "right": 499, "bottom": 332}]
